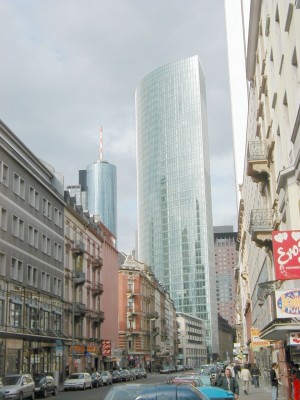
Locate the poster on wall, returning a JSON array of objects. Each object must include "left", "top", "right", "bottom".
[
  {"left": 272, "top": 230, "right": 300, "bottom": 280},
  {"left": 276, "top": 289, "right": 300, "bottom": 318}
]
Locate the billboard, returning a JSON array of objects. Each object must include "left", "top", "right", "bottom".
[
  {"left": 101, "top": 340, "right": 111, "bottom": 357},
  {"left": 276, "top": 289, "right": 300, "bottom": 318},
  {"left": 272, "top": 230, "right": 300, "bottom": 280}
]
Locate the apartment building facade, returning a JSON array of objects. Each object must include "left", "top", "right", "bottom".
[
  {"left": 118, "top": 254, "right": 178, "bottom": 371},
  {"left": 0, "top": 120, "right": 67, "bottom": 377},
  {"left": 237, "top": 1, "right": 300, "bottom": 398}
]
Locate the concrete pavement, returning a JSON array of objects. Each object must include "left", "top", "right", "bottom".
[{"left": 237, "top": 381, "right": 286, "bottom": 400}]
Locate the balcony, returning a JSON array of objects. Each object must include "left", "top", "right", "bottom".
[
  {"left": 91, "top": 282, "right": 104, "bottom": 297},
  {"left": 91, "top": 257, "right": 103, "bottom": 270},
  {"left": 74, "top": 302, "right": 87, "bottom": 317},
  {"left": 90, "top": 311, "right": 105, "bottom": 324},
  {"left": 152, "top": 327, "right": 160, "bottom": 337},
  {"left": 72, "top": 240, "right": 85, "bottom": 255},
  {"left": 146, "top": 311, "right": 159, "bottom": 320},
  {"left": 127, "top": 328, "right": 140, "bottom": 335},
  {"left": 247, "top": 140, "right": 271, "bottom": 183},
  {"left": 73, "top": 271, "right": 86, "bottom": 285},
  {"left": 127, "top": 307, "right": 138, "bottom": 317},
  {"left": 249, "top": 209, "right": 274, "bottom": 247}
]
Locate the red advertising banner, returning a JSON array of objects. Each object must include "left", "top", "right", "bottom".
[
  {"left": 101, "top": 340, "right": 111, "bottom": 357},
  {"left": 272, "top": 230, "right": 300, "bottom": 280}
]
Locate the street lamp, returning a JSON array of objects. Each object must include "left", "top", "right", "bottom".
[{"left": 149, "top": 318, "right": 155, "bottom": 373}]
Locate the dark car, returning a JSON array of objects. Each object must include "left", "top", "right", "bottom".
[
  {"left": 111, "top": 371, "right": 122, "bottom": 383},
  {"left": 91, "top": 372, "right": 103, "bottom": 388},
  {"left": 119, "top": 370, "right": 131, "bottom": 382},
  {"left": 139, "top": 369, "right": 147, "bottom": 379},
  {"left": 34, "top": 375, "right": 58, "bottom": 397},
  {"left": 103, "top": 383, "right": 210, "bottom": 400}
]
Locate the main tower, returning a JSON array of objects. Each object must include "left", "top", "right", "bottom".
[{"left": 136, "top": 56, "right": 218, "bottom": 357}]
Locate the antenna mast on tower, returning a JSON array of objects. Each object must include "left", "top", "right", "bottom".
[{"left": 99, "top": 126, "right": 103, "bottom": 162}]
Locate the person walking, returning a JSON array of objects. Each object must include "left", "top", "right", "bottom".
[
  {"left": 217, "top": 367, "right": 239, "bottom": 399},
  {"left": 234, "top": 363, "right": 241, "bottom": 379},
  {"left": 250, "top": 363, "right": 260, "bottom": 388},
  {"left": 270, "top": 362, "right": 279, "bottom": 400},
  {"left": 240, "top": 365, "right": 252, "bottom": 395}
]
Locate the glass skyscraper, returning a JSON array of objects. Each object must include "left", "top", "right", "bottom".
[
  {"left": 84, "top": 160, "right": 117, "bottom": 238},
  {"left": 136, "top": 56, "right": 219, "bottom": 357}
]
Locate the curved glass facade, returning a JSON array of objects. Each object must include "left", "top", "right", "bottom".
[
  {"left": 86, "top": 160, "right": 117, "bottom": 238},
  {"left": 136, "top": 56, "right": 218, "bottom": 356}
]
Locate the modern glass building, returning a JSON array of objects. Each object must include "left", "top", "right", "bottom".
[
  {"left": 84, "top": 160, "right": 117, "bottom": 238},
  {"left": 136, "top": 56, "right": 219, "bottom": 357}
]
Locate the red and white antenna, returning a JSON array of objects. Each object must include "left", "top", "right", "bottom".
[{"left": 99, "top": 126, "right": 103, "bottom": 162}]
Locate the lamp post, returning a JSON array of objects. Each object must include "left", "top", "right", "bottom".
[{"left": 149, "top": 318, "right": 155, "bottom": 373}]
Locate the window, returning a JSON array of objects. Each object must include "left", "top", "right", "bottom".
[
  {"left": 28, "top": 226, "right": 39, "bottom": 248},
  {"left": 41, "top": 234, "right": 51, "bottom": 256},
  {"left": 53, "top": 312, "right": 62, "bottom": 331},
  {"left": 54, "top": 208, "right": 63, "bottom": 228},
  {"left": 9, "top": 301, "right": 22, "bottom": 327},
  {"left": 40, "top": 309, "right": 50, "bottom": 331},
  {"left": 54, "top": 242, "right": 62, "bottom": 262},
  {"left": 11, "top": 258, "right": 23, "bottom": 281},
  {"left": 0, "top": 252, "right": 5, "bottom": 275},
  {"left": 41, "top": 271, "right": 51, "bottom": 292},
  {"left": 13, "top": 173, "right": 25, "bottom": 198},
  {"left": 53, "top": 277, "right": 61, "bottom": 296},
  {"left": 29, "top": 186, "right": 39, "bottom": 210},
  {"left": 27, "top": 265, "right": 38, "bottom": 287},
  {"left": 25, "top": 306, "right": 38, "bottom": 329},
  {"left": 0, "top": 161, "right": 9, "bottom": 186},
  {"left": 42, "top": 198, "right": 52, "bottom": 219},
  {"left": 12, "top": 215, "right": 24, "bottom": 240},
  {"left": 0, "top": 207, "right": 8, "bottom": 231},
  {"left": 0, "top": 298, "right": 4, "bottom": 325}
]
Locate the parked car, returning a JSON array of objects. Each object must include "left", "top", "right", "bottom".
[
  {"left": 63, "top": 373, "right": 92, "bottom": 390},
  {"left": 111, "top": 371, "right": 122, "bottom": 383},
  {"left": 0, "top": 389, "right": 4, "bottom": 400},
  {"left": 91, "top": 372, "right": 103, "bottom": 388},
  {"left": 172, "top": 375, "right": 203, "bottom": 387},
  {"left": 0, "top": 374, "right": 35, "bottom": 400},
  {"left": 128, "top": 370, "right": 136, "bottom": 381},
  {"left": 100, "top": 371, "right": 113, "bottom": 385},
  {"left": 159, "top": 366, "right": 170, "bottom": 374},
  {"left": 197, "top": 371, "right": 212, "bottom": 386},
  {"left": 119, "top": 370, "right": 131, "bottom": 382},
  {"left": 103, "top": 383, "right": 210, "bottom": 400},
  {"left": 198, "top": 386, "right": 234, "bottom": 399},
  {"left": 34, "top": 375, "right": 58, "bottom": 397},
  {"left": 139, "top": 368, "right": 147, "bottom": 378}
]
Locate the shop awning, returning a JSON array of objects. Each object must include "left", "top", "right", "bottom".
[{"left": 259, "top": 319, "right": 300, "bottom": 341}]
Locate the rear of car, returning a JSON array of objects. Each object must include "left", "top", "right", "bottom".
[
  {"left": 63, "top": 373, "right": 92, "bottom": 390},
  {"left": 34, "top": 375, "right": 57, "bottom": 397}
]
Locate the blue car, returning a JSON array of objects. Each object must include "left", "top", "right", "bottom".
[{"left": 197, "top": 386, "right": 234, "bottom": 399}]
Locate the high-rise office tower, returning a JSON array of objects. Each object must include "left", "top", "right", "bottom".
[
  {"left": 79, "top": 129, "right": 117, "bottom": 238},
  {"left": 214, "top": 226, "right": 238, "bottom": 327},
  {"left": 136, "top": 56, "right": 219, "bottom": 358}
]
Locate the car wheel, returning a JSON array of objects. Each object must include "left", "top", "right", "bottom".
[
  {"left": 53, "top": 387, "right": 58, "bottom": 396},
  {"left": 43, "top": 389, "right": 48, "bottom": 398},
  {"left": 82, "top": 384, "right": 85, "bottom": 390},
  {"left": 19, "top": 393, "right": 23, "bottom": 400}
]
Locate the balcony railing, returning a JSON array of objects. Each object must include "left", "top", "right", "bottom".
[
  {"left": 91, "top": 257, "right": 103, "bottom": 270},
  {"left": 247, "top": 140, "right": 270, "bottom": 182},
  {"left": 74, "top": 302, "right": 87, "bottom": 316},
  {"left": 249, "top": 209, "right": 274, "bottom": 247},
  {"left": 73, "top": 272, "right": 86, "bottom": 285},
  {"left": 72, "top": 240, "right": 85, "bottom": 255},
  {"left": 91, "top": 282, "right": 104, "bottom": 297},
  {"left": 90, "top": 311, "right": 105, "bottom": 324}
]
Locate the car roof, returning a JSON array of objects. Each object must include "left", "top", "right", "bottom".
[{"left": 198, "top": 387, "right": 234, "bottom": 398}]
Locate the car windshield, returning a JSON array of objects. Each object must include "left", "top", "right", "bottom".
[
  {"left": 3, "top": 376, "right": 21, "bottom": 385},
  {"left": 68, "top": 374, "right": 83, "bottom": 380}
]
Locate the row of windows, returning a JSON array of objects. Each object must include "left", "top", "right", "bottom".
[
  {"left": 0, "top": 253, "right": 62, "bottom": 295},
  {"left": 0, "top": 299, "right": 62, "bottom": 331},
  {"left": 0, "top": 161, "right": 63, "bottom": 227},
  {"left": 0, "top": 208, "right": 63, "bottom": 261}
]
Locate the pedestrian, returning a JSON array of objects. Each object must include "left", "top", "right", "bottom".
[
  {"left": 234, "top": 363, "right": 241, "bottom": 379},
  {"left": 250, "top": 363, "right": 260, "bottom": 388},
  {"left": 270, "top": 362, "right": 279, "bottom": 400},
  {"left": 292, "top": 367, "right": 300, "bottom": 400},
  {"left": 217, "top": 367, "right": 239, "bottom": 399},
  {"left": 240, "top": 365, "right": 252, "bottom": 395}
]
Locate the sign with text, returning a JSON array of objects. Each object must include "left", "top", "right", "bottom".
[
  {"left": 272, "top": 230, "right": 300, "bottom": 280},
  {"left": 101, "top": 340, "right": 111, "bottom": 356},
  {"left": 250, "top": 327, "right": 270, "bottom": 348},
  {"left": 289, "top": 332, "right": 300, "bottom": 345},
  {"left": 276, "top": 289, "right": 300, "bottom": 318}
]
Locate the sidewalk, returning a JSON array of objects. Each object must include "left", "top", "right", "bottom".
[{"left": 237, "top": 382, "right": 286, "bottom": 400}]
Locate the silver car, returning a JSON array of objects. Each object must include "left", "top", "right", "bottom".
[
  {"left": 0, "top": 374, "right": 35, "bottom": 400},
  {"left": 63, "top": 373, "right": 92, "bottom": 391}
]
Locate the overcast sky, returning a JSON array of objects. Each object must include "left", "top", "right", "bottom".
[{"left": 0, "top": 0, "right": 238, "bottom": 253}]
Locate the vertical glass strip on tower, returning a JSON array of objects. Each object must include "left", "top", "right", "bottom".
[
  {"left": 136, "top": 56, "right": 219, "bottom": 357},
  {"left": 86, "top": 160, "right": 117, "bottom": 238}
]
